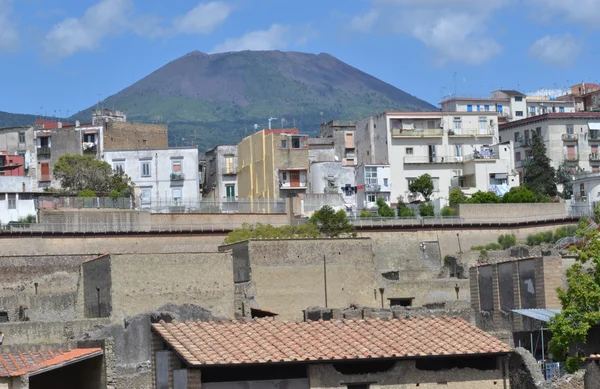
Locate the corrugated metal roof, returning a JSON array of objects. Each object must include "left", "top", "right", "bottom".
[{"left": 511, "top": 309, "right": 561, "bottom": 322}]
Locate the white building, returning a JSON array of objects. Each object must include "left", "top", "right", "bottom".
[
  {"left": 355, "top": 164, "right": 391, "bottom": 209},
  {"left": 0, "top": 176, "right": 36, "bottom": 224},
  {"left": 355, "top": 111, "right": 518, "bottom": 210},
  {"left": 572, "top": 172, "right": 600, "bottom": 217},
  {"left": 103, "top": 147, "right": 200, "bottom": 210},
  {"left": 441, "top": 90, "right": 576, "bottom": 122},
  {"left": 499, "top": 113, "right": 600, "bottom": 181}
]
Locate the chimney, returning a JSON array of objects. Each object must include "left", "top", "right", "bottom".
[
  {"left": 58, "top": 122, "right": 63, "bottom": 129},
  {"left": 76, "top": 120, "right": 80, "bottom": 127}
]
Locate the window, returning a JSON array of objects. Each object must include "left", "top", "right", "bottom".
[
  {"left": 389, "top": 298, "right": 413, "bottom": 307},
  {"left": 406, "top": 147, "right": 414, "bottom": 155},
  {"left": 347, "top": 385, "right": 370, "bottom": 389},
  {"left": 530, "top": 106, "right": 536, "bottom": 114},
  {"left": 453, "top": 117, "right": 461, "bottom": 130},
  {"left": 484, "top": 105, "right": 490, "bottom": 111},
  {"left": 18, "top": 132, "right": 25, "bottom": 143},
  {"left": 225, "top": 184, "right": 236, "bottom": 200},
  {"left": 477, "top": 105, "right": 481, "bottom": 112},
  {"left": 83, "top": 133, "right": 96, "bottom": 143},
  {"left": 432, "top": 178, "right": 440, "bottom": 192},
  {"left": 365, "top": 167, "right": 377, "bottom": 184},
  {"left": 593, "top": 166, "right": 599, "bottom": 173},
  {"left": 516, "top": 152, "right": 521, "bottom": 162},
  {"left": 0, "top": 194, "right": 4, "bottom": 200},
  {"left": 142, "top": 139, "right": 147, "bottom": 145},
  {"left": 514, "top": 132, "right": 520, "bottom": 142},
  {"left": 560, "top": 106, "right": 565, "bottom": 113},
  {"left": 567, "top": 125, "right": 574, "bottom": 135},
  {"left": 172, "top": 160, "right": 182, "bottom": 173},
  {"left": 172, "top": 188, "right": 182, "bottom": 201},
  {"left": 515, "top": 96, "right": 523, "bottom": 102},
  {"left": 467, "top": 104, "right": 473, "bottom": 112},
  {"left": 140, "top": 188, "right": 152, "bottom": 205},
  {"left": 383, "top": 178, "right": 388, "bottom": 187},
  {"left": 516, "top": 111, "right": 524, "bottom": 117},
  {"left": 7, "top": 194, "right": 16, "bottom": 209},
  {"left": 113, "top": 162, "right": 124, "bottom": 174},
  {"left": 497, "top": 105, "right": 503, "bottom": 113},
  {"left": 281, "top": 172, "right": 288, "bottom": 182},
  {"left": 524, "top": 130, "right": 529, "bottom": 140},
  {"left": 455, "top": 144, "right": 463, "bottom": 157},
  {"left": 291, "top": 136, "right": 302, "bottom": 149},
  {"left": 407, "top": 178, "right": 416, "bottom": 187},
  {"left": 141, "top": 161, "right": 151, "bottom": 177},
  {"left": 536, "top": 127, "right": 542, "bottom": 138},
  {"left": 367, "top": 194, "right": 376, "bottom": 203},
  {"left": 479, "top": 117, "right": 487, "bottom": 131},
  {"left": 281, "top": 139, "right": 287, "bottom": 148}
]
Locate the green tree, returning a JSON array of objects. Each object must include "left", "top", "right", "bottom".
[
  {"left": 524, "top": 133, "right": 557, "bottom": 197},
  {"left": 419, "top": 202, "right": 435, "bottom": 216},
  {"left": 309, "top": 205, "right": 356, "bottom": 237},
  {"left": 449, "top": 188, "right": 468, "bottom": 207},
  {"left": 53, "top": 154, "right": 134, "bottom": 197},
  {"left": 376, "top": 198, "right": 395, "bottom": 217},
  {"left": 409, "top": 174, "right": 434, "bottom": 201},
  {"left": 468, "top": 191, "right": 501, "bottom": 204},
  {"left": 440, "top": 206, "right": 456, "bottom": 216},
  {"left": 548, "top": 228, "right": 600, "bottom": 371},
  {"left": 502, "top": 186, "right": 538, "bottom": 203},
  {"left": 556, "top": 162, "right": 584, "bottom": 199},
  {"left": 396, "top": 198, "right": 416, "bottom": 217},
  {"left": 78, "top": 189, "right": 97, "bottom": 198}
]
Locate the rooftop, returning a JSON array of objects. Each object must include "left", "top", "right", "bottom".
[
  {"left": 0, "top": 348, "right": 103, "bottom": 377},
  {"left": 152, "top": 317, "right": 511, "bottom": 367},
  {"left": 500, "top": 112, "right": 600, "bottom": 130}
]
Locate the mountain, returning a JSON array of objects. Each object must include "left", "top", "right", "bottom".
[
  {"left": 0, "top": 111, "right": 38, "bottom": 128},
  {"left": 79, "top": 50, "right": 436, "bottom": 150}
]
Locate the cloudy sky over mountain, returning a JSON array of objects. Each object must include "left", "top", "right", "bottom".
[{"left": 0, "top": 0, "right": 597, "bottom": 115}]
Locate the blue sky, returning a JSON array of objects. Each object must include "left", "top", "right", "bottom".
[{"left": 0, "top": 0, "right": 599, "bottom": 117}]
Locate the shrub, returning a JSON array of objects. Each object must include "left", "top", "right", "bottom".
[
  {"left": 468, "top": 191, "right": 501, "bottom": 204},
  {"left": 553, "top": 225, "right": 578, "bottom": 241},
  {"left": 398, "top": 206, "right": 416, "bottom": 217},
  {"left": 78, "top": 189, "right": 96, "bottom": 198},
  {"left": 419, "top": 202, "right": 435, "bottom": 217},
  {"left": 502, "top": 186, "right": 538, "bottom": 203},
  {"left": 471, "top": 245, "right": 485, "bottom": 251},
  {"left": 359, "top": 209, "right": 371, "bottom": 218},
  {"left": 541, "top": 230, "right": 554, "bottom": 243},
  {"left": 440, "top": 206, "right": 456, "bottom": 217},
  {"left": 526, "top": 233, "right": 542, "bottom": 246},
  {"left": 449, "top": 188, "right": 468, "bottom": 207},
  {"left": 376, "top": 198, "right": 396, "bottom": 217},
  {"left": 485, "top": 243, "right": 503, "bottom": 250},
  {"left": 498, "top": 234, "right": 517, "bottom": 249}
]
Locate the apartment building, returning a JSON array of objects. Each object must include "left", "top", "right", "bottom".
[
  {"left": 355, "top": 111, "right": 518, "bottom": 209},
  {"left": 499, "top": 113, "right": 600, "bottom": 179},
  {"left": 355, "top": 164, "right": 391, "bottom": 209},
  {"left": 103, "top": 147, "right": 200, "bottom": 210},
  {"left": 203, "top": 144, "right": 238, "bottom": 201},
  {"left": 237, "top": 129, "right": 309, "bottom": 199},
  {"left": 319, "top": 119, "right": 357, "bottom": 166},
  {"left": 441, "top": 90, "right": 575, "bottom": 123}
]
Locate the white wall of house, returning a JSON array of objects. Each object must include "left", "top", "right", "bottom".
[
  {"left": 355, "top": 164, "right": 391, "bottom": 209},
  {"left": 104, "top": 147, "right": 200, "bottom": 207},
  {"left": 0, "top": 193, "right": 36, "bottom": 223},
  {"left": 572, "top": 172, "right": 600, "bottom": 216}
]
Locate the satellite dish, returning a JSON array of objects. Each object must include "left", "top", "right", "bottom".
[{"left": 334, "top": 155, "right": 340, "bottom": 161}]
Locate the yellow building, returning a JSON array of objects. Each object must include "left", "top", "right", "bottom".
[{"left": 238, "top": 129, "right": 309, "bottom": 200}]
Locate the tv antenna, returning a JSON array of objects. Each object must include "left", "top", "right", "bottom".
[{"left": 268, "top": 117, "right": 277, "bottom": 130}]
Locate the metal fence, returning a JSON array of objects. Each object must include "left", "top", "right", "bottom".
[
  {"left": 36, "top": 197, "right": 133, "bottom": 209},
  {"left": 141, "top": 198, "right": 287, "bottom": 214}
]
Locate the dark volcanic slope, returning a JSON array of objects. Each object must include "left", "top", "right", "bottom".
[{"left": 74, "top": 50, "right": 436, "bottom": 150}]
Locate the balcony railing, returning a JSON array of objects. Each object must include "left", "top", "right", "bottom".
[
  {"left": 221, "top": 165, "right": 238, "bottom": 175},
  {"left": 404, "top": 156, "right": 463, "bottom": 164},
  {"left": 448, "top": 128, "right": 494, "bottom": 137},
  {"left": 83, "top": 144, "right": 97, "bottom": 155},
  {"left": 341, "top": 160, "right": 356, "bottom": 167},
  {"left": 519, "top": 138, "right": 532, "bottom": 147},
  {"left": 391, "top": 128, "right": 443, "bottom": 137},
  {"left": 40, "top": 174, "right": 51, "bottom": 182},
  {"left": 37, "top": 147, "right": 51, "bottom": 159},
  {"left": 562, "top": 133, "right": 578, "bottom": 141},
  {"left": 589, "top": 131, "right": 600, "bottom": 140},
  {"left": 170, "top": 173, "right": 185, "bottom": 181},
  {"left": 590, "top": 153, "right": 600, "bottom": 162},
  {"left": 564, "top": 154, "right": 580, "bottom": 162}
]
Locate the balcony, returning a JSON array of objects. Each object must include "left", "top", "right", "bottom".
[
  {"left": 170, "top": 172, "right": 185, "bottom": 181},
  {"left": 342, "top": 160, "right": 356, "bottom": 167},
  {"left": 82, "top": 143, "right": 97, "bottom": 155},
  {"left": 562, "top": 133, "right": 578, "bottom": 141},
  {"left": 589, "top": 131, "right": 600, "bottom": 140},
  {"left": 392, "top": 128, "right": 443, "bottom": 138},
  {"left": 448, "top": 128, "right": 494, "bottom": 137},
  {"left": 37, "top": 147, "right": 51, "bottom": 159},
  {"left": 564, "top": 154, "right": 580, "bottom": 162},
  {"left": 590, "top": 153, "right": 600, "bottom": 162},
  {"left": 221, "top": 165, "right": 238, "bottom": 175},
  {"left": 519, "top": 138, "right": 532, "bottom": 147},
  {"left": 404, "top": 156, "right": 463, "bottom": 164}
]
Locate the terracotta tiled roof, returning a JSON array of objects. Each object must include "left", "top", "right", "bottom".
[
  {"left": 152, "top": 317, "right": 511, "bottom": 366},
  {"left": 0, "top": 348, "right": 103, "bottom": 377}
]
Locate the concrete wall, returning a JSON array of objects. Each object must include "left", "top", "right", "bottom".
[
  {"left": 39, "top": 209, "right": 152, "bottom": 229},
  {"left": 103, "top": 121, "right": 167, "bottom": 151},
  {"left": 308, "top": 358, "right": 508, "bottom": 388},
  {"left": 221, "top": 239, "right": 377, "bottom": 321},
  {"left": 83, "top": 253, "right": 234, "bottom": 319},
  {"left": 0, "top": 176, "right": 33, "bottom": 192},
  {"left": 0, "top": 318, "right": 111, "bottom": 346},
  {"left": 83, "top": 255, "right": 112, "bottom": 318},
  {"left": 149, "top": 212, "right": 289, "bottom": 226},
  {"left": 0, "top": 254, "right": 93, "bottom": 321},
  {"left": 457, "top": 203, "right": 566, "bottom": 219}
]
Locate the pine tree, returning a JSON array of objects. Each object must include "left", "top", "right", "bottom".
[{"left": 524, "top": 133, "right": 557, "bottom": 197}]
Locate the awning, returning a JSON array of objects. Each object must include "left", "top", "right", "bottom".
[
  {"left": 511, "top": 308, "right": 561, "bottom": 322},
  {"left": 589, "top": 122, "right": 600, "bottom": 130},
  {"left": 495, "top": 173, "right": 507, "bottom": 179}
]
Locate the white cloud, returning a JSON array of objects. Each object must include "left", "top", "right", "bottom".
[
  {"left": 528, "top": 34, "right": 581, "bottom": 68},
  {"left": 174, "top": 1, "right": 232, "bottom": 34},
  {"left": 351, "top": 0, "right": 511, "bottom": 65},
  {"left": 0, "top": 0, "right": 19, "bottom": 52},
  {"left": 211, "top": 24, "right": 315, "bottom": 53},
  {"left": 350, "top": 9, "right": 379, "bottom": 33},
  {"left": 529, "top": 0, "right": 600, "bottom": 27}
]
